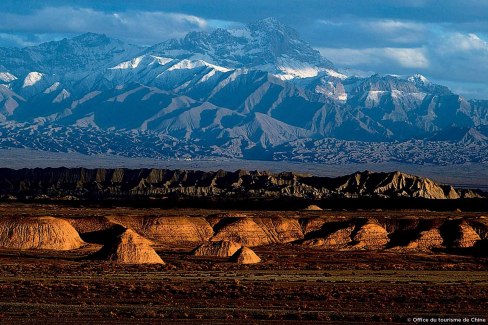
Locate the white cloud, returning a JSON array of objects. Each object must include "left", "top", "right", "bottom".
[
  {"left": 383, "top": 48, "right": 430, "bottom": 68},
  {"left": 319, "top": 31, "right": 488, "bottom": 98},
  {"left": 314, "top": 18, "right": 429, "bottom": 47},
  {"left": 428, "top": 32, "right": 488, "bottom": 84},
  {"left": 0, "top": 7, "right": 211, "bottom": 45},
  {"left": 366, "top": 20, "right": 425, "bottom": 33},
  {"left": 318, "top": 47, "right": 429, "bottom": 70},
  {"left": 0, "top": 33, "right": 36, "bottom": 47},
  {"left": 440, "top": 32, "right": 488, "bottom": 51}
]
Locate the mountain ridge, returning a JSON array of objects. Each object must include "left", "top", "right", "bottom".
[{"left": 0, "top": 18, "right": 487, "bottom": 164}]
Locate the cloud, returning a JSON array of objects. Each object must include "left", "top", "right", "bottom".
[
  {"left": 440, "top": 32, "right": 488, "bottom": 51},
  {"left": 0, "top": 32, "right": 68, "bottom": 48},
  {"left": 319, "top": 31, "right": 488, "bottom": 99},
  {"left": 0, "top": 33, "right": 36, "bottom": 47},
  {"left": 318, "top": 47, "right": 429, "bottom": 70},
  {"left": 304, "top": 18, "right": 433, "bottom": 50},
  {"left": 0, "top": 7, "right": 211, "bottom": 46},
  {"left": 427, "top": 32, "right": 488, "bottom": 84}
]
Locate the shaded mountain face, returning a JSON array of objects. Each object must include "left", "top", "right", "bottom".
[{"left": 0, "top": 18, "right": 486, "bottom": 163}]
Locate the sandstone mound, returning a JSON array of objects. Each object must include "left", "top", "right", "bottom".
[
  {"left": 66, "top": 216, "right": 118, "bottom": 234},
  {"left": 454, "top": 222, "right": 481, "bottom": 248},
  {"left": 194, "top": 240, "right": 242, "bottom": 257},
  {"left": 351, "top": 220, "right": 389, "bottom": 249},
  {"left": 231, "top": 247, "right": 261, "bottom": 264},
  {"left": 304, "top": 205, "right": 322, "bottom": 211},
  {"left": 303, "top": 225, "right": 354, "bottom": 249},
  {"left": 212, "top": 218, "right": 272, "bottom": 246},
  {"left": 301, "top": 218, "right": 328, "bottom": 235},
  {"left": 212, "top": 217, "right": 304, "bottom": 246},
  {"left": 0, "top": 217, "right": 85, "bottom": 250},
  {"left": 406, "top": 228, "right": 444, "bottom": 251},
  {"left": 91, "top": 228, "right": 164, "bottom": 264},
  {"left": 112, "top": 216, "right": 213, "bottom": 246},
  {"left": 254, "top": 217, "right": 304, "bottom": 243}
]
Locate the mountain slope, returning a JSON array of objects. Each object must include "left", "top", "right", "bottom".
[{"left": 0, "top": 18, "right": 486, "bottom": 164}]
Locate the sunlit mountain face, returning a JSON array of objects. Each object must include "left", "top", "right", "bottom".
[{"left": 0, "top": 19, "right": 487, "bottom": 163}]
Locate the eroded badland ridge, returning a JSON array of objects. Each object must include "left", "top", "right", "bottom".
[{"left": 0, "top": 167, "right": 484, "bottom": 201}]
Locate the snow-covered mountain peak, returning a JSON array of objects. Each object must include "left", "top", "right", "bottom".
[
  {"left": 1, "top": 33, "right": 143, "bottom": 78},
  {"left": 147, "top": 18, "right": 335, "bottom": 79},
  {"left": 110, "top": 55, "right": 174, "bottom": 70},
  {"left": 167, "top": 59, "right": 230, "bottom": 72},
  {"left": 111, "top": 56, "right": 145, "bottom": 70},
  {"left": 22, "top": 72, "right": 44, "bottom": 88},
  {"left": 0, "top": 72, "right": 17, "bottom": 83},
  {"left": 43, "top": 82, "right": 60, "bottom": 94},
  {"left": 407, "top": 74, "right": 430, "bottom": 85},
  {"left": 52, "top": 89, "right": 71, "bottom": 103}
]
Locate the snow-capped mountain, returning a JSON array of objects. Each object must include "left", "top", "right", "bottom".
[
  {"left": 146, "top": 17, "right": 336, "bottom": 80},
  {"left": 0, "top": 33, "right": 142, "bottom": 78},
  {"left": 0, "top": 18, "right": 487, "bottom": 163}
]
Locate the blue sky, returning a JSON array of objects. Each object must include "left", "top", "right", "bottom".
[{"left": 0, "top": 0, "right": 487, "bottom": 99}]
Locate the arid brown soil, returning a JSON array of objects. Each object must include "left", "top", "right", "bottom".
[{"left": 0, "top": 203, "right": 486, "bottom": 324}]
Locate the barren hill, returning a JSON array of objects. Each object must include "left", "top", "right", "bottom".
[
  {"left": 0, "top": 216, "right": 84, "bottom": 250},
  {"left": 90, "top": 228, "right": 164, "bottom": 264}
]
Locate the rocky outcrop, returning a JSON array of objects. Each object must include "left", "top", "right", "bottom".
[
  {"left": 351, "top": 220, "right": 389, "bottom": 249},
  {"left": 0, "top": 168, "right": 483, "bottom": 201},
  {"left": 193, "top": 240, "right": 242, "bottom": 257},
  {"left": 253, "top": 217, "right": 304, "bottom": 243},
  {"left": 454, "top": 222, "right": 481, "bottom": 248},
  {"left": 301, "top": 218, "right": 328, "bottom": 235},
  {"left": 65, "top": 216, "right": 118, "bottom": 234},
  {"left": 212, "top": 218, "right": 272, "bottom": 246},
  {"left": 211, "top": 217, "right": 304, "bottom": 246},
  {"left": 230, "top": 247, "right": 261, "bottom": 264},
  {"left": 304, "top": 205, "right": 322, "bottom": 211},
  {"left": 111, "top": 216, "right": 213, "bottom": 246},
  {"left": 0, "top": 214, "right": 485, "bottom": 256},
  {"left": 302, "top": 219, "right": 390, "bottom": 250},
  {"left": 303, "top": 225, "right": 355, "bottom": 249},
  {"left": 0, "top": 216, "right": 85, "bottom": 250},
  {"left": 91, "top": 228, "right": 164, "bottom": 264},
  {"left": 406, "top": 229, "right": 444, "bottom": 251}
]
